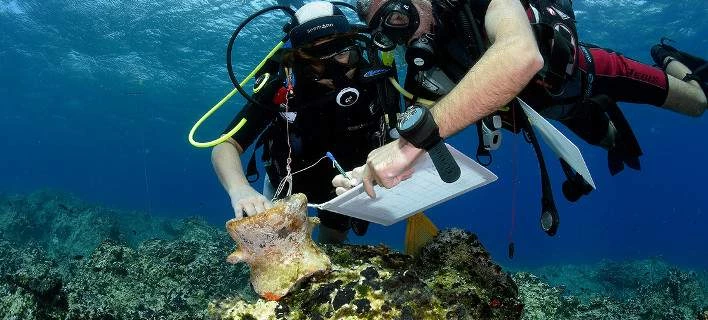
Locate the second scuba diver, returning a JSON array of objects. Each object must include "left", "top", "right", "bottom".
[
  {"left": 211, "top": 1, "right": 398, "bottom": 244},
  {"left": 329, "top": 0, "right": 708, "bottom": 237},
  {"left": 351, "top": 0, "right": 707, "bottom": 186}
]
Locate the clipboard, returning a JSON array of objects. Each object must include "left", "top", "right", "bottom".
[{"left": 310, "top": 144, "right": 498, "bottom": 226}]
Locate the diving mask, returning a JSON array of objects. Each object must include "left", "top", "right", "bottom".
[
  {"left": 301, "top": 37, "right": 360, "bottom": 62},
  {"left": 308, "top": 49, "right": 361, "bottom": 83},
  {"left": 369, "top": 0, "right": 420, "bottom": 50},
  {"left": 299, "top": 37, "right": 362, "bottom": 81}
]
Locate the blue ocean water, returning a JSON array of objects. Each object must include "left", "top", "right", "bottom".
[{"left": 1, "top": 0, "right": 706, "bottom": 272}]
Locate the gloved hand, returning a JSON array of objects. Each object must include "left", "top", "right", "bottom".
[{"left": 228, "top": 185, "right": 273, "bottom": 219}]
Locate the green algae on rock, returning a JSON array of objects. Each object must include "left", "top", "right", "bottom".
[{"left": 210, "top": 228, "right": 523, "bottom": 320}]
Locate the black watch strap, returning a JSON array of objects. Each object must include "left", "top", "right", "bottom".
[
  {"left": 397, "top": 105, "right": 461, "bottom": 183},
  {"left": 428, "top": 141, "right": 461, "bottom": 183}
]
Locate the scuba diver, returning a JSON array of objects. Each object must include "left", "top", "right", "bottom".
[
  {"left": 211, "top": 1, "right": 401, "bottom": 244},
  {"left": 334, "top": 0, "right": 707, "bottom": 236}
]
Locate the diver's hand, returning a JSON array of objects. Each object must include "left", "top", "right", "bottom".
[
  {"left": 362, "top": 138, "right": 423, "bottom": 198},
  {"left": 331, "top": 166, "right": 365, "bottom": 195},
  {"left": 228, "top": 185, "right": 273, "bottom": 219}
]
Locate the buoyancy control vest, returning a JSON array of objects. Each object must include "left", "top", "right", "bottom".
[
  {"left": 524, "top": 0, "right": 580, "bottom": 98},
  {"left": 246, "top": 59, "right": 390, "bottom": 203}
]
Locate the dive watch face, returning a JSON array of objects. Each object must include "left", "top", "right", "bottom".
[{"left": 399, "top": 107, "right": 424, "bottom": 131}]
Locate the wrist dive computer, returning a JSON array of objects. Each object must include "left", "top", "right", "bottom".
[{"left": 397, "top": 105, "right": 461, "bottom": 183}]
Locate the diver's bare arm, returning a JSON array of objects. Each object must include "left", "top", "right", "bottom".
[
  {"left": 213, "top": 138, "right": 273, "bottom": 217},
  {"left": 430, "top": 0, "right": 543, "bottom": 138},
  {"left": 211, "top": 138, "right": 250, "bottom": 195}
]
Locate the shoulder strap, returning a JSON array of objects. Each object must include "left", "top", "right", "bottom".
[
  {"left": 243, "top": 68, "right": 287, "bottom": 183},
  {"left": 245, "top": 124, "right": 274, "bottom": 183}
]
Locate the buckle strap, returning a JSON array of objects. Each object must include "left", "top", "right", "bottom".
[
  {"left": 475, "top": 121, "right": 492, "bottom": 166},
  {"left": 682, "top": 73, "right": 701, "bottom": 83}
]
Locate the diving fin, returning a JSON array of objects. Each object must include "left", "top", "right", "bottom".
[
  {"left": 404, "top": 212, "right": 439, "bottom": 256},
  {"left": 607, "top": 144, "right": 641, "bottom": 176},
  {"left": 651, "top": 38, "right": 708, "bottom": 94},
  {"left": 570, "top": 94, "right": 642, "bottom": 176}
]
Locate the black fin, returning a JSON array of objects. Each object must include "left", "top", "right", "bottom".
[
  {"left": 608, "top": 150, "right": 624, "bottom": 176},
  {"left": 655, "top": 38, "right": 708, "bottom": 82},
  {"left": 624, "top": 156, "right": 641, "bottom": 171}
]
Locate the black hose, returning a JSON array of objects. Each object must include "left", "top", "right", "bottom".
[
  {"left": 521, "top": 114, "right": 560, "bottom": 236},
  {"left": 457, "top": 9, "right": 476, "bottom": 56},
  {"left": 462, "top": 2, "right": 486, "bottom": 57},
  {"left": 226, "top": 2, "right": 372, "bottom": 108},
  {"left": 226, "top": 6, "right": 296, "bottom": 107}
]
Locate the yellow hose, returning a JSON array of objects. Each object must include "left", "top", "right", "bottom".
[
  {"left": 379, "top": 51, "right": 436, "bottom": 108},
  {"left": 188, "top": 41, "right": 285, "bottom": 148},
  {"left": 387, "top": 77, "right": 436, "bottom": 107}
]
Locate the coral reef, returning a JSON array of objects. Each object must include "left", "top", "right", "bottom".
[
  {"left": 515, "top": 259, "right": 708, "bottom": 320},
  {"left": 0, "top": 191, "right": 251, "bottom": 319},
  {"left": 226, "top": 193, "right": 331, "bottom": 301},
  {"left": 1, "top": 191, "right": 706, "bottom": 319},
  {"left": 63, "top": 235, "right": 252, "bottom": 319},
  {"left": 210, "top": 228, "right": 523, "bottom": 320},
  {"left": 0, "top": 190, "right": 194, "bottom": 275},
  {"left": 0, "top": 240, "right": 67, "bottom": 319}
]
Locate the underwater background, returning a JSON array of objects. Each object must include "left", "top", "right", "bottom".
[{"left": 1, "top": 0, "right": 707, "bottom": 318}]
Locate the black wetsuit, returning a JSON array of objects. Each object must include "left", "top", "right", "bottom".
[{"left": 224, "top": 65, "right": 387, "bottom": 233}]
